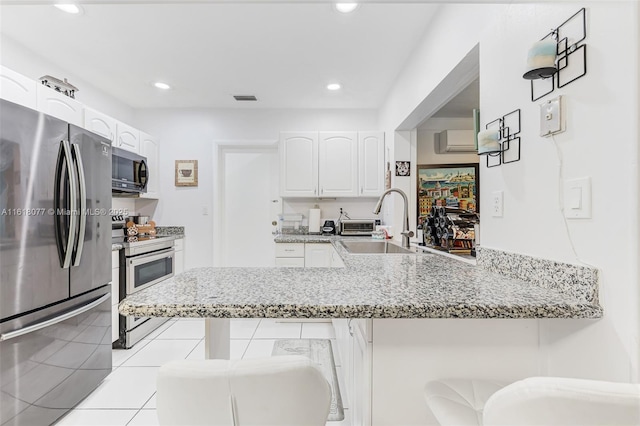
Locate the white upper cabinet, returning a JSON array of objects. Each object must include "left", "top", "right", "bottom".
[
  {"left": 358, "top": 132, "right": 385, "bottom": 197},
  {"left": 279, "top": 132, "right": 318, "bottom": 197},
  {"left": 84, "top": 107, "right": 116, "bottom": 143},
  {"left": 318, "top": 132, "right": 358, "bottom": 198},
  {"left": 139, "top": 131, "right": 159, "bottom": 199},
  {"left": 0, "top": 66, "right": 37, "bottom": 109},
  {"left": 36, "top": 84, "right": 83, "bottom": 126},
  {"left": 115, "top": 121, "right": 140, "bottom": 153},
  {"left": 280, "top": 131, "right": 384, "bottom": 198}
]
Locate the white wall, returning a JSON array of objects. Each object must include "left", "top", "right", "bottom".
[
  {"left": 380, "top": 1, "right": 639, "bottom": 384},
  {"left": 378, "top": 5, "right": 504, "bottom": 239},
  {"left": 132, "top": 108, "right": 378, "bottom": 269},
  {"left": 478, "top": 2, "right": 639, "bottom": 382},
  {"left": 1, "top": 35, "right": 134, "bottom": 123}
]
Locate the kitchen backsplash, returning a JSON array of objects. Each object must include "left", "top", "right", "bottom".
[{"left": 282, "top": 198, "right": 379, "bottom": 226}]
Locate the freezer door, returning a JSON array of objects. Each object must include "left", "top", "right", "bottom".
[
  {"left": 0, "top": 100, "right": 70, "bottom": 321},
  {"left": 68, "top": 125, "right": 112, "bottom": 297},
  {"left": 0, "top": 291, "right": 111, "bottom": 426}
]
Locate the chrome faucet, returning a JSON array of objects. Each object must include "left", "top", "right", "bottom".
[{"left": 373, "top": 188, "right": 414, "bottom": 248}]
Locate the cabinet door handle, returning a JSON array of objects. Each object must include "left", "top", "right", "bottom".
[
  {"left": 321, "top": 188, "right": 324, "bottom": 194},
  {"left": 314, "top": 188, "right": 317, "bottom": 195},
  {"left": 361, "top": 187, "right": 363, "bottom": 194}
]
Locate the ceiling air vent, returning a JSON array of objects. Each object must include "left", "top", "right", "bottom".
[{"left": 233, "top": 95, "right": 257, "bottom": 101}]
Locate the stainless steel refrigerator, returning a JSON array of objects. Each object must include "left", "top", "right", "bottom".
[{"left": 0, "top": 99, "right": 112, "bottom": 426}]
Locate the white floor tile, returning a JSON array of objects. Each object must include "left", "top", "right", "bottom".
[
  {"left": 112, "top": 340, "right": 152, "bottom": 367},
  {"left": 301, "top": 322, "right": 336, "bottom": 339},
  {"left": 230, "top": 319, "right": 260, "bottom": 339},
  {"left": 155, "top": 319, "right": 204, "bottom": 340},
  {"left": 185, "top": 339, "right": 250, "bottom": 360},
  {"left": 142, "top": 394, "right": 156, "bottom": 410},
  {"left": 121, "top": 340, "right": 200, "bottom": 367},
  {"left": 127, "top": 409, "right": 159, "bottom": 426},
  {"left": 141, "top": 320, "right": 175, "bottom": 341},
  {"left": 242, "top": 339, "right": 276, "bottom": 359},
  {"left": 57, "top": 409, "right": 137, "bottom": 426},
  {"left": 76, "top": 367, "right": 159, "bottom": 409},
  {"left": 230, "top": 339, "right": 251, "bottom": 359},
  {"left": 253, "top": 319, "right": 302, "bottom": 339}
]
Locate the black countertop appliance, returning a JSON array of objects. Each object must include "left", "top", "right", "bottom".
[{"left": 322, "top": 220, "right": 336, "bottom": 235}]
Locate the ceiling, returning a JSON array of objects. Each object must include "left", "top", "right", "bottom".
[
  {"left": 0, "top": 3, "right": 442, "bottom": 109},
  {"left": 430, "top": 77, "right": 479, "bottom": 119}
]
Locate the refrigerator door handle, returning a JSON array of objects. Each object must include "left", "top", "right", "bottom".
[
  {"left": 54, "top": 140, "right": 78, "bottom": 268},
  {"left": 0, "top": 293, "right": 110, "bottom": 342},
  {"left": 71, "top": 143, "right": 87, "bottom": 266}
]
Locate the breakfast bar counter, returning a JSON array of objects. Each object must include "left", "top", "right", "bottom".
[
  {"left": 118, "top": 239, "right": 602, "bottom": 425},
  {"left": 119, "top": 239, "right": 601, "bottom": 320}
]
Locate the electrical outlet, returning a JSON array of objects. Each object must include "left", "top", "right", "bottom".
[{"left": 491, "top": 191, "right": 503, "bottom": 217}]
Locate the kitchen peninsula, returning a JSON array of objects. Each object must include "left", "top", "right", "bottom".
[{"left": 119, "top": 239, "right": 601, "bottom": 425}]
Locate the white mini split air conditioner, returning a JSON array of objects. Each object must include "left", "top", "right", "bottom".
[{"left": 434, "top": 130, "right": 476, "bottom": 153}]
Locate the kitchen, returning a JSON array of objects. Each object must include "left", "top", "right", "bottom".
[{"left": 1, "top": 1, "right": 639, "bottom": 426}]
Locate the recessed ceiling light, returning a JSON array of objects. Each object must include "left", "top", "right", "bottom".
[
  {"left": 54, "top": 4, "right": 81, "bottom": 14},
  {"left": 327, "top": 83, "right": 342, "bottom": 91},
  {"left": 334, "top": 3, "right": 359, "bottom": 13},
  {"left": 154, "top": 82, "right": 171, "bottom": 90}
]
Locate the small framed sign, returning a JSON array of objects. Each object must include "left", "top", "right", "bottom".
[
  {"left": 175, "top": 160, "right": 198, "bottom": 187},
  {"left": 395, "top": 161, "right": 410, "bottom": 177}
]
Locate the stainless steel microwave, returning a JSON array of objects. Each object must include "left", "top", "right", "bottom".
[{"left": 112, "top": 147, "right": 148, "bottom": 194}]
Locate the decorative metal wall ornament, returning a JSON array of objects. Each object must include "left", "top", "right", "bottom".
[
  {"left": 478, "top": 109, "right": 521, "bottom": 168},
  {"left": 526, "top": 8, "right": 587, "bottom": 102},
  {"left": 39, "top": 75, "right": 79, "bottom": 98}
]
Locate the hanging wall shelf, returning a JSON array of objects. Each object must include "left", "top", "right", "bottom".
[
  {"left": 529, "top": 8, "right": 587, "bottom": 102},
  {"left": 479, "top": 109, "right": 521, "bottom": 168}
]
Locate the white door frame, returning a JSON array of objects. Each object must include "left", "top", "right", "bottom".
[{"left": 212, "top": 139, "right": 279, "bottom": 267}]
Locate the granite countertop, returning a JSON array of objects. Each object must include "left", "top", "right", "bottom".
[{"left": 119, "top": 236, "right": 602, "bottom": 320}]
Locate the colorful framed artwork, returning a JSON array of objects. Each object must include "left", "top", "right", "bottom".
[
  {"left": 175, "top": 160, "right": 198, "bottom": 187},
  {"left": 417, "top": 163, "right": 479, "bottom": 221}
]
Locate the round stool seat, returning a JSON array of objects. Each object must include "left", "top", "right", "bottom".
[{"left": 424, "top": 379, "right": 506, "bottom": 426}]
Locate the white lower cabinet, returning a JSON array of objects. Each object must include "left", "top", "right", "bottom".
[
  {"left": 275, "top": 242, "right": 305, "bottom": 267},
  {"left": 304, "top": 243, "right": 333, "bottom": 267},
  {"left": 333, "top": 319, "right": 372, "bottom": 426},
  {"left": 111, "top": 251, "right": 120, "bottom": 344},
  {"left": 175, "top": 238, "right": 185, "bottom": 274},
  {"left": 275, "top": 242, "right": 344, "bottom": 267}
]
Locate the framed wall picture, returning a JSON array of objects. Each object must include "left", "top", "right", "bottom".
[
  {"left": 417, "top": 163, "right": 479, "bottom": 220},
  {"left": 175, "top": 160, "right": 198, "bottom": 187}
]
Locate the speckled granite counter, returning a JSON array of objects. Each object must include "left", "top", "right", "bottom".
[
  {"left": 155, "top": 226, "right": 185, "bottom": 238},
  {"left": 120, "top": 236, "right": 602, "bottom": 320}
]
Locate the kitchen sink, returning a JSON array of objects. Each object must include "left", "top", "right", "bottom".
[{"left": 339, "top": 240, "right": 417, "bottom": 254}]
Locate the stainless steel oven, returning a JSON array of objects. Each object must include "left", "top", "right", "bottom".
[
  {"left": 126, "top": 243, "right": 175, "bottom": 295},
  {"left": 113, "top": 225, "right": 175, "bottom": 348}
]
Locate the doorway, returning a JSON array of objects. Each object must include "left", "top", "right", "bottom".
[{"left": 215, "top": 143, "right": 281, "bottom": 267}]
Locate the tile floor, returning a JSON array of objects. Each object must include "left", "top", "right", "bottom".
[{"left": 57, "top": 319, "right": 350, "bottom": 426}]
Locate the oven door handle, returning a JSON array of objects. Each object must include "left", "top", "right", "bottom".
[{"left": 128, "top": 248, "right": 175, "bottom": 266}]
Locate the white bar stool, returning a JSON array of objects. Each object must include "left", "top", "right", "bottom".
[
  {"left": 157, "top": 355, "right": 331, "bottom": 426},
  {"left": 424, "top": 379, "right": 506, "bottom": 426}
]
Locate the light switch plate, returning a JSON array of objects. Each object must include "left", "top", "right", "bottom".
[
  {"left": 540, "top": 96, "right": 563, "bottom": 137},
  {"left": 564, "top": 177, "right": 591, "bottom": 219}
]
